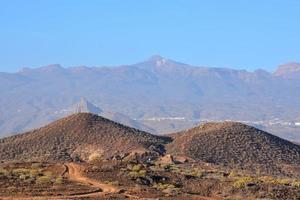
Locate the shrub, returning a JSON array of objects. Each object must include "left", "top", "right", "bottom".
[
  {"left": 0, "top": 168, "right": 9, "bottom": 176},
  {"left": 104, "top": 181, "right": 119, "bottom": 186},
  {"left": 128, "top": 171, "right": 139, "bottom": 178},
  {"left": 36, "top": 176, "right": 52, "bottom": 184},
  {"left": 31, "top": 163, "right": 42, "bottom": 169},
  {"left": 138, "top": 170, "right": 147, "bottom": 177},
  {"left": 292, "top": 180, "right": 300, "bottom": 187},
  {"left": 54, "top": 176, "right": 63, "bottom": 184},
  {"left": 12, "top": 168, "right": 30, "bottom": 175},
  {"left": 259, "top": 176, "right": 296, "bottom": 186},
  {"left": 233, "top": 177, "right": 256, "bottom": 189},
  {"left": 153, "top": 183, "right": 176, "bottom": 190},
  {"left": 182, "top": 168, "right": 203, "bottom": 177},
  {"left": 29, "top": 169, "right": 40, "bottom": 178},
  {"left": 276, "top": 178, "right": 291, "bottom": 186},
  {"left": 132, "top": 164, "right": 142, "bottom": 172},
  {"left": 88, "top": 152, "right": 103, "bottom": 162},
  {"left": 258, "top": 176, "right": 276, "bottom": 184},
  {"left": 229, "top": 171, "right": 238, "bottom": 178}
]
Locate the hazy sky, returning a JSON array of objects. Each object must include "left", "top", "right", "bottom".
[{"left": 1, "top": 0, "right": 300, "bottom": 72}]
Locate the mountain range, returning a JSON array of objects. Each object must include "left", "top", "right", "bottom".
[{"left": 0, "top": 55, "right": 300, "bottom": 141}]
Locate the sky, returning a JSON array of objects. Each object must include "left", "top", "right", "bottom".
[{"left": 0, "top": 0, "right": 300, "bottom": 72}]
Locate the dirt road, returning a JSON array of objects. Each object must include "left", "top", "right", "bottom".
[
  {"left": 0, "top": 163, "right": 119, "bottom": 200},
  {"left": 65, "top": 162, "right": 118, "bottom": 195},
  {"left": 0, "top": 163, "right": 219, "bottom": 200}
]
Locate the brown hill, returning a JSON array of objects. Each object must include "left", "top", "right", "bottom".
[
  {"left": 0, "top": 113, "right": 169, "bottom": 162},
  {"left": 167, "top": 122, "right": 300, "bottom": 175}
]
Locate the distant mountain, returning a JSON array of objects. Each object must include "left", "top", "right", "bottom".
[
  {"left": 74, "top": 98, "right": 103, "bottom": 113},
  {"left": 71, "top": 98, "right": 156, "bottom": 133},
  {"left": 167, "top": 122, "right": 300, "bottom": 175},
  {"left": 0, "top": 113, "right": 168, "bottom": 161},
  {"left": 0, "top": 56, "right": 299, "bottom": 140},
  {"left": 274, "top": 62, "right": 300, "bottom": 79}
]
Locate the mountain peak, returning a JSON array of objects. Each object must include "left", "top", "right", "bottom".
[
  {"left": 148, "top": 55, "right": 165, "bottom": 61},
  {"left": 274, "top": 62, "right": 300, "bottom": 76},
  {"left": 147, "top": 55, "right": 169, "bottom": 66},
  {"left": 75, "top": 98, "right": 103, "bottom": 114}
]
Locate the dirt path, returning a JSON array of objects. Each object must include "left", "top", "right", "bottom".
[
  {"left": 0, "top": 163, "right": 219, "bottom": 200},
  {"left": 0, "top": 163, "right": 119, "bottom": 200},
  {"left": 65, "top": 162, "right": 118, "bottom": 195}
]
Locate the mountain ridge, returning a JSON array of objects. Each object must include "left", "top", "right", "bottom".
[{"left": 0, "top": 56, "right": 299, "bottom": 140}]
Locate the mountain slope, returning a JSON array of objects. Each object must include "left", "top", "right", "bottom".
[
  {"left": 0, "top": 113, "right": 169, "bottom": 161},
  {"left": 167, "top": 122, "right": 300, "bottom": 175},
  {"left": 70, "top": 98, "right": 156, "bottom": 133}
]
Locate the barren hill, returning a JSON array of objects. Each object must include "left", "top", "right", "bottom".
[
  {"left": 71, "top": 98, "right": 156, "bottom": 133},
  {"left": 167, "top": 122, "right": 300, "bottom": 175},
  {"left": 0, "top": 113, "right": 169, "bottom": 162}
]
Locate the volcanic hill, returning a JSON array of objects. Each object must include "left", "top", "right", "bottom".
[
  {"left": 0, "top": 113, "right": 169, "bottom": 162},
  {"left": 167, "top": 122, "right": 300, "bottom": 175},
  {"left": 1, "top": 115, "right": 300, "bottom": 176}
]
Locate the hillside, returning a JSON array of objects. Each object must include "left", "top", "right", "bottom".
[
  {"left": 0, "top": 56, "right": 300, "bottom": 141},
  {"left": 0, "top": 113, "right": 169, "bottom": 162},
  {"left": 167, "top": 122, "right": 300, "bottom": 175},
  {"left": 70, "top": 98, "right": 156, "bottom": 133}
]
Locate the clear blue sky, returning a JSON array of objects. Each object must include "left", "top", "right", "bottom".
[{"left": 1, "top": 0, "right": 300, "bottom": 72}]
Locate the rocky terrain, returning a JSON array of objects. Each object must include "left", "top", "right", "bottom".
[{"left": 0, "top": 114, "right": 300, "bottom": 199}]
